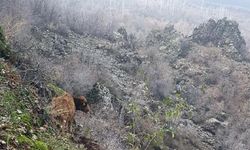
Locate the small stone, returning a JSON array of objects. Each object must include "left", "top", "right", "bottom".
[
  {"left": 0, "top": 124, "right": 7, "bottom": 129},
  {"left": 39, "top": 127, "right": 46, "bottom": 132},
  {"left": 0, "top": 140, "right": 6, "bottom": 145},
  {"left": 79, "top": 144, "right": 85, "bottom": 149},
  {"left": 32, "top": 134, "right": 38, "bottom": 140},
  {"left": 18, "top": 126, "right": 27, "bottom": 133},
  {"left": 1, "top": 117, "right": 7, "bottom": 122},
  {"left": 1, "top": 69, "right": 5, "bottom": 74},
  {"left": 17, "top": 109, "right": 22, "bottom": 114},
  {"left": 30, "top": 129, "right": 34, "bottom": 134}
]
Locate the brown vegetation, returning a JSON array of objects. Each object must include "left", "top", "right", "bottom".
[
  {"left": 0, "top": 62, "right": 21, "bottom": 88},
  {"left": 48, "top": 92, "right": 76, "bottom": 132}
]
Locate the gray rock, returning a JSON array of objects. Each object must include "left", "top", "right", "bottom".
[
  {"left": 166, "top": 119, "right": 216, "bottom": 150},
  {"left": 192, "top": 18, "right": 246, "bottom": 61}
]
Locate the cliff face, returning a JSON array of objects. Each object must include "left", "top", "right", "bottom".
[{"left": 9, "top": 18, "right": 250, "bottom": 150}]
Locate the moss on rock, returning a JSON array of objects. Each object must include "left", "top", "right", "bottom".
[{"left": 47, "top": 83, "right": 65, "bottom": 96}]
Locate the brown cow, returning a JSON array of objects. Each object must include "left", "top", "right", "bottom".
[
  {"left": 48, "top": 93, "right": 91, "bottom": 133},
  {"left": 73, "top": 96, "right": 91, "bottom": 113}
]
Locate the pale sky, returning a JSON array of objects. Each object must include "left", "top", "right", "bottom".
[{"left": 197, "top": 0, "right": 250, "bottom": 10}]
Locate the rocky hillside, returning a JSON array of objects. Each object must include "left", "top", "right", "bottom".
[
  {"left": 0, "top": 28, "right": 89, "bottom": 150},
  {"left": 1, "top": 17, "right": 250, "bottom": 150},
  {"left": 142, "top": 18, "right": 250, "bottom": 150}
]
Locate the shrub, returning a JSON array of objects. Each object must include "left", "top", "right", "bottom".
[
  {"left": 17, "top": 135, "right": 49, "bottom": 150},
  {"left": 34, "top": 140, "right": 49, "bottom": 150},
  {"left": 47, "top": 83, "right": 65, "bottom": 97},
  {"left": 17, "top": 135, "right": 34, "bottom": 146},
  {"left": 0, "top": 26, "right": 10, "bottom": 59},
  {"left": 124, "top": 95, "right": 191, "bottom": 149}
]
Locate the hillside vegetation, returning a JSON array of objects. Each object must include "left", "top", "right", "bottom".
[{"left": 0, "top": 1, "right": 250, "bottom": 150}]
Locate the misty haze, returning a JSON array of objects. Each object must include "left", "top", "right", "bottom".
[{"left": 0, "top": 0, "right": 249, "bottom": 150}]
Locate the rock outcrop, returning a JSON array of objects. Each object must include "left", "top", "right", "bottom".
[
  {"left": 192, "top": 18, "right": 246, "bottom": 51},
  {"left": 192, "top": 18, "right": 247, "bottom": 61}
]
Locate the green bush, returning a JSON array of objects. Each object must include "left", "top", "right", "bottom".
[
  {"left": 47, "top": 83, "right": 65, "bottom": 96},
  {"left": 0, "top": 26, "right": 5, "bottom": 41},
  {"left": 0, "top": 26, "right": 10, "bottom": 59},
  {"left": 17, "top": 135, "right": 34, "bottom": 146},
  {"left": 34, "top": 140, "right": 49, "bottom": 150},
  {"left": 17, "top": 135, "right": 49, "bottom": 150},
  {"left": 124, "top": 95, "right": 192, "bottom": 149}
]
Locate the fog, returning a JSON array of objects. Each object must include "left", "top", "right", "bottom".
[
  {"left": 1, "top": 0, "right": 249, "bottom": 37},
  {"left": 0, "top": 1, "right": 250, "bottom": 149},
  {"left": 21, "top": 0, "right": 249, "bottom": 48}
]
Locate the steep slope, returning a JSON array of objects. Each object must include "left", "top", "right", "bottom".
[
  {"left": 13, "top": 26, "right": 153, "bottom": 149},
  {"left": 173, "top": 45, "right": 250, "bottom": 149},
  {"left": 0, "top": 60, "right": 88, "bottom": 150},
  {"left": 142, "top": 18, "right": 250, "bottom": 149},
  {"left": 0, "top": 27, "right": 96, "bottom": 150},
  {"left": 153, "top": 19, "right": 250, "bottom": 149},
  {"left": 10, "top": 18, "right": 250, "bottom": 150}
]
